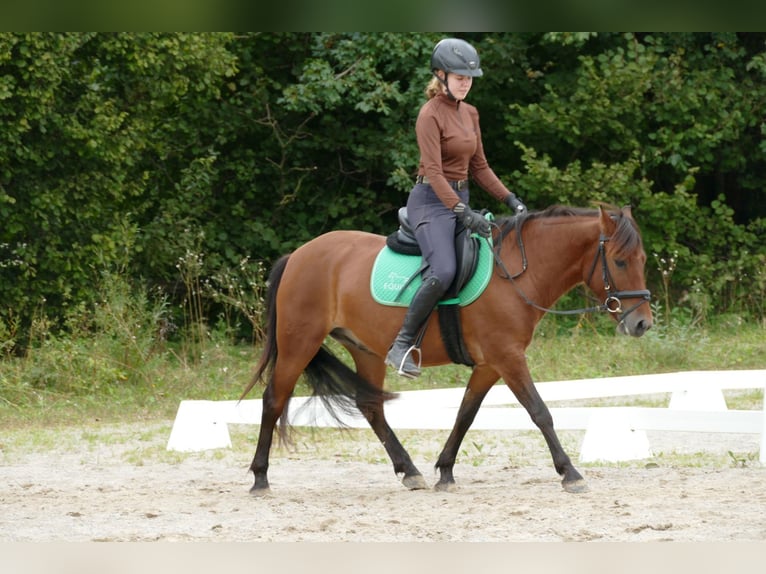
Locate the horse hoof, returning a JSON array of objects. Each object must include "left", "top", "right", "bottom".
[
  {"left": 562, "top": 479, "right": 589, "bottom": 493},
  {"left": 249, "top": 486, "right": 272, "bottom": 497},
  {"left": 434, "top": 481, "right": 458, "bottom": 493},
  {"left": 402, "top": 474, "right": 428, "bottom": 490}
]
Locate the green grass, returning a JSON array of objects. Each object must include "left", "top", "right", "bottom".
[{"left": 1, "top": 315, "right": 764, "bottom": 432}]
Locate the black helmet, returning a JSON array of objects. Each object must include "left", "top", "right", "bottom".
[{"left": 431, "top": 38, "right": 483, "bottom": 77}]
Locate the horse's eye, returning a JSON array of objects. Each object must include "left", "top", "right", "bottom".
[{"left": 614, "top": 259, "right": 627, "bottom": 269}]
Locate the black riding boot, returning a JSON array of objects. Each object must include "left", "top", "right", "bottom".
[{"left": 386, "top": 277, "right": 445, "bottom": 378}]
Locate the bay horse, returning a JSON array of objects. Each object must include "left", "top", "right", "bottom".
[{"left": 242, "top": 205, "right": 652, "bottom": 495}]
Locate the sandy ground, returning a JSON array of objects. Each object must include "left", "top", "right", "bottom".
[{"left": 1, "top": 420, "right": 765, "bottom": 543}]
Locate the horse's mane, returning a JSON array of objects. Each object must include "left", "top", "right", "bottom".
[{"left": 496, "top": 204, "right": 642, "bottom": 259}]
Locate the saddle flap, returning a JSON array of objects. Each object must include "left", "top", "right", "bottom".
[{"left": 448, "top": 232, "right": 481, "bottom": 299}]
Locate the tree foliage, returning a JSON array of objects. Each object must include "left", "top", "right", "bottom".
[{"left": 1, "top": 32, "right": 764, "bottom": 346}]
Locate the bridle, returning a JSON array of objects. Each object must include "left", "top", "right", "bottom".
[
  {"left": 491, "top": 220, "right": 651, "bottom": 323},
  {"left": 582, "top": 234, "right": 652, "bottom": 319}
]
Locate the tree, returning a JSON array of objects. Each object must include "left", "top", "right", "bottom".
[
  {"left": 0, "top": 33, "right": 237, "bottom": 343},
  {"left": 504, "top": 32, "right": 766, "bottom": 319},
  {"left": 1, "top": 32, "right": 764, "bottom": 346}
]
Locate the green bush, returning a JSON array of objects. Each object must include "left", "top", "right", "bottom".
[{"left": 1, "top": 32, "right": 764, "bottom": 350}]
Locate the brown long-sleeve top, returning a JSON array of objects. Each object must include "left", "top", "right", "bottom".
[{"left": 416, "top": 92, "right": 512, "bottom": 210}]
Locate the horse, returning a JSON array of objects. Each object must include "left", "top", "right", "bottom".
[{"left": 241, "top": 204, "right": 652, "bottom": 495}]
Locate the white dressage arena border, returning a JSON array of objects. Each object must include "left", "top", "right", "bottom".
[{"left": 167, "top": 369, "right": 766, "bottom": 464}]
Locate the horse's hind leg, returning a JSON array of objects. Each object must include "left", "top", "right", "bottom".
[
  {"left": 348, "top": 347, "right": 427, "bottom": 490},
  {"left": 249, "top": 380, "right": 283, "bottom": 495},
  {"left": 434, "top": 365, "right": 499, "bottom": 491},
  {"left": 249, "top": 346, "right": 318, "bottom": 496}
]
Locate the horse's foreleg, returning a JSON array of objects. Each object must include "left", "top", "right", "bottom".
[
  {"left": 506, "top": 370, "right": 589, "bottom": 493},
  {"left": 434, "top": 366, "right": 499, "bottom": 491}
]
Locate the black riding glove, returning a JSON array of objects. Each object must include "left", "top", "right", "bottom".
[
  {"left": 453, "top": 202, "right": 491, "bottom": 238},
  {"left": 504, "top": 193, "right": 527, "bottom": 214}
]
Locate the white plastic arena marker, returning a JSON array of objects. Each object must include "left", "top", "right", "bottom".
[
  {"left": 166, "top": 400, "right": 232, "bottom": 452},
  {"left": 579, "top": 408, "right": 652, "bottom": 463},
  {"left": 761, "top": 383, "right": 766, "bottom": 465},
  {"left": 668, "top": 386, "right": 728, "bottom": 411}
]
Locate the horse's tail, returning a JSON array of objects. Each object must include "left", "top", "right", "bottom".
[
  {"left": 240, "top": 252, "right": 396, "bottom": 442},
  {"left": 301, "top": 345, "right": 398, "bottom": 426},
  {"left": 240, "top": 253, "right": 290, "bottom": 400}
]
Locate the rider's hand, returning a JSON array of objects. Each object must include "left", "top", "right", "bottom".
[
  {"left": 504, "top": 193, "right": 527, "bottom": 214},
  {"left": 453, "top": 202, "right": 491, "bottom": 238}
]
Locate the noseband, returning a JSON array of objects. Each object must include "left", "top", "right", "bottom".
[{"left": 492, "top": 224, "right": 651, "bottom": 322}]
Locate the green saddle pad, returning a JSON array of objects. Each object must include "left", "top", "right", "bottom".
[{"left": 370, "top": 236, "right": 494, "bottom": 307}]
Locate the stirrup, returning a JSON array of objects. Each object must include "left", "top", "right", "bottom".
[
  {"left": 387, "top": 344, "right": 422, "bottom": 378},
  {"left": 397, "top": 345, "right": 422, "bottom": 378}
]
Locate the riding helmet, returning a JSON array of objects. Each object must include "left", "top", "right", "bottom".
[{"left": 431, "top": 38, "right": 483, "bottom": 77}]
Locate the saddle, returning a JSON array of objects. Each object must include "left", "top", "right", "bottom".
[
  {"left": 385, "top": 207, "right": 481, "bottom": 299},
  {"left": 373, "top": 207, "right": 494, "bottom": 367}
]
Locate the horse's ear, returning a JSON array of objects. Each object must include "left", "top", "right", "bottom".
[
  {"left": 622, "top": 205, "right": 633, "bottom": 220},
  {"left": 599, "top": 205, "right": 617, "bottom": 236}
]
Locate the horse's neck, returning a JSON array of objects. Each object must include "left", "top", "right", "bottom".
[{"left": 520, "top": 217, "right": 599, "bottom": 306}]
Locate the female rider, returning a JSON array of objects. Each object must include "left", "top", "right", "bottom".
[{"left": 386, "top": 37, "right": 527, "bottom": 378}]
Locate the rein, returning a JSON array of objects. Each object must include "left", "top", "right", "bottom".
[{"left": 490, "top": 218, "right": 651, "bottom": 320}]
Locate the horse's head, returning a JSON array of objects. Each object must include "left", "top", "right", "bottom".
[{"left": 588, "top": 206, "right": 653, "bottom": 337}]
